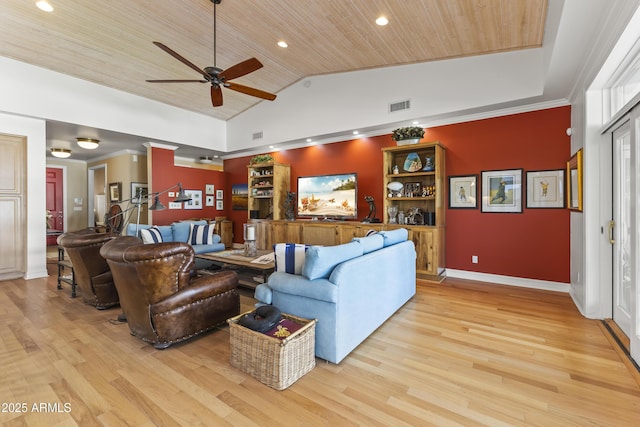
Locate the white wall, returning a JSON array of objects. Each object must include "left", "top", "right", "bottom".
[
  {"left": 0, "top": 56, "right": 226, "bottom": 152},
  {"left": 227, "top": 49, "right": 545, "bottom": 150},
  {"left": 0, "top": 112, "right": 48, "bottom": 279}
]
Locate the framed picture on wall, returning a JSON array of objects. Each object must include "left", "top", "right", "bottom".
[
  {"left": 448, "top": 175, "right": 477, "bottom": 209},
  {"left": 567, "top": 149, "right": 583, "bottom": 211},
  {"left": 205, "top": 195, "right": 214, "bottom": 207},
  {"left": 131, "top": 182, "right": 148, "bottom": 204},
  {"left": 481, "top": 169, "right": 523, "bottom": 213},
  {"left": 216, "top": 200, "right": 223, "bottom": 210},
  {"left": 526, "top": 170, "right": 564, "bottom": 208},
  {"left": 205, "top": 184, "right": 215, "bottom": 195},
  {"left": 184, "top": 190, "right": 202, "bottom": 210},
  {"left": 216, "top": 189, "right": 223, "bottom": 199},
  {"left": 108, "top": 182, "right": 122, "bottom": 203}
]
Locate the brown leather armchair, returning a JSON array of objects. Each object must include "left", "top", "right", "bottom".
[
  {"left": 100, "top": 236, "right": 240, "bottom": 349},
  {"left": 57, "top": 230, "right": 119, "bottom": 309}
]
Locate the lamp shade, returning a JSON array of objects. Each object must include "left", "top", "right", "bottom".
[
  {"left": 76, "top": 138, "right": 99, "bottom": 149},
  {"left": 149, "top": 195, "right": 166, "bottom": 211},
  {"left": 51, "top": 148, "right": 71, "bottom": 158},
  {"left": 174, "top": 185, "right": 192, "bottom": 202}
]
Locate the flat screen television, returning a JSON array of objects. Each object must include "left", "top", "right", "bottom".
[{"left": 297, "top": 173, "right": 358, "bottom": 219}]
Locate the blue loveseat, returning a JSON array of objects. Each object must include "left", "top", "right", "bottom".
[
  {"left": 254, "top": 228, "right": 416, "bottom": 364},
  {"left": 125, "top": 220, "right": 225, "bottom": 255}
]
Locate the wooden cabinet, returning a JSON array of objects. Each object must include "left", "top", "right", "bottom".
[
  {"left": 250, "top": 219, "right": 442, "bottom": 281},
  {"left": 382, "top": 142, "right": 446, "bottom": 280},
  {"left": 247, "top": 162, "right": 290, "bottom": 220}
]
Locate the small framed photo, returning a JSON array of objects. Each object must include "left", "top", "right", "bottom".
[
  {"left": 205, "top": 195, "right": 214, "bottom": 207},
  {"left": 449, "top": 175, "right": 477, "bottom": 209},
  {"left": 184, "top": 190, "right": 202, "bottom": 210},
  {"left": 205, "top": 184, "right": 215, "bottom": 195},
  {"left": 216, "top": 199, "right": 224, "bottom": 210},
  {"left": 108, "top": 182, "right": 122, "bottom": 203},
  {"left": 526, "top": 170, "right": 565, "bottom": 208},
  {"left": 481, "top": 169, "right": 523, "bottom": 213},
  {"left": 404, "top": 182, "right": 421, "bottom": 197},
  {"left": 216, "top": 189, "right": 223, "bottom": 199}
]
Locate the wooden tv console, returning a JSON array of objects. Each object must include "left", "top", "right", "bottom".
[{"left": 250, "top": 219, "right": 444, "bottom": 282}]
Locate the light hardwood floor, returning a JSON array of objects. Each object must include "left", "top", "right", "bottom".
[{"left": 1, "top": 262, "right": 639, "bottom": 426}]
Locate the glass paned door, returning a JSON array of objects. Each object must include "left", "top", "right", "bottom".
[{"left": 613, "top": 122, "right": 632, "bottom": 337}]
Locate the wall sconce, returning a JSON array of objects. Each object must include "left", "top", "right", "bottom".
[
  {"left": 76, "top": 138, "right": 100, "bottom": 149},
  {"left": 199, "top": 156, "right": 214, "bottom": 164},
  {"left": 51, "top": 148, "right": 71, "bottom": 158}
]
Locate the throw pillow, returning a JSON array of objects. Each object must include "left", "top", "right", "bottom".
[
  {"left": 352, "top": 233, "right": 384, "bottom": 254},
  {"left": 302, "top": 241, "right": 364, "bottom": 280},
  {"left": 274, "top": 243, "right": 309, "bottom": 275},
  {"left": 140, "top": 226, "right": 163, "bottom": 244},
  {"left": 378, "top": 228, "right": 408, "bottom": 247},
  {"left": 188, "top": 223, "right": 215, "bottom": 245}
]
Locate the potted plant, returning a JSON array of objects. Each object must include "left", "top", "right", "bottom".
[
  {"left": 250, "top": 154, "right": 274, "bottom": 165},
  {"left": 391, "top": 126, "right": 425, "bottom": 146}
]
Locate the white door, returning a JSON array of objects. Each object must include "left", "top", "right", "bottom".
[{"left": 612, "top": 122, "right": 632, "bottom": 337}]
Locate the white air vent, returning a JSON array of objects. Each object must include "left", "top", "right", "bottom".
[
  {"left": 389, "top": 99, "right": 411, "bottom": 113},
  {"left": 252, "top": 131, "right": 263, "bottom": 140}
]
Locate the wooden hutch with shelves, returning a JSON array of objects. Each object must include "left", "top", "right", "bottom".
[
  {"left": 247, "top": 161, "right": 290, "bottom": 220},
  {"left": 382, "top": 142, "right": 446, "bottom": 280}
]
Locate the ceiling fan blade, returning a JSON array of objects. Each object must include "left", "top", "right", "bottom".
[
  {"left": 152, "top": 41, "right": 210, "bottom": 80},
  {"left": 146, "top": 79, "right": 208, "bottom": 83},
  {"left": 211, "top": 85, "right": 223, "bottom": 107},
  {"left": 226, "top": 82, "right": 276, "bottom": 101},
  {"left": 218, "top": 58, "right": 263, "bottom": 81}
]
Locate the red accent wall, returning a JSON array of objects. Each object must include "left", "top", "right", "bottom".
[
  {"left": 222, "top": 106, "right": 571, "bottom": 283},
  {"left": 150, "top": 147, "right": 226, "bottom": 225},
  {"left": 430, "top": 107, "right": 571, "bottom": 283}
]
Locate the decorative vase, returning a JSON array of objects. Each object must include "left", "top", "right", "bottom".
[
  {"left": 422, "top": 156, "right": 434, "bottom": 171},
  {"left": 395, "top": 138, "right": 420, "bottom": 146},
  {"left": 387, "top": 205, "right": 398, "bottom": 224},
  {"left": 403, "top": 152, "right": 422, "bottom": 172}
]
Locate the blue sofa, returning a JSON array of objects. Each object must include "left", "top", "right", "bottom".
[
  {"left": 254, "top": 228, "right": 416, "bottom": 364},
  {"left": 125, "top": 220, "right": 225, "bottom": 255}
]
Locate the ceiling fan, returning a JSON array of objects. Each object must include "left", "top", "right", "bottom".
[{"left": 146, "top": 0, "right": 276, "bottom": 107}]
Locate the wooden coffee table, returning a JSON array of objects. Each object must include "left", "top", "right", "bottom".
[{"left": 196, "top": 249, "right": 275, "bottom": 289}]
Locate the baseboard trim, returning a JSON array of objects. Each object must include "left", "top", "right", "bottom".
[{"left": 445, "top": 269, "right": 570, "bottom": 293}]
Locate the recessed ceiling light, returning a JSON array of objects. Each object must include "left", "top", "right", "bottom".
[
  {"left": 306, "top": 138, "right": 312, "bottom": 142},
  {"left": 277, "top": 41, "right": 288, "bottom": 48},
  {"left": 36, "top": 1, "right": 53, "bottom": 12},
  {"left": 412, "top": 121, "right": 419, "bottom": 125},
  {"left": 353, "top": 131, "right": 359, "bottom": 135},
  {"left": 375, "top": 16, "right": 388, "bottom": 26}
]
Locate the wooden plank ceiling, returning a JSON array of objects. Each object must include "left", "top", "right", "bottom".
[{"left": 0, "top": 0, "right": 547, "bottom": 121}]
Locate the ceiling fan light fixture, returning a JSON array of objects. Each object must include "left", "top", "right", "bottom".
[
  {"left": 76, "top": 137, "right": 100, "bottom": 149},
  {"left": 51, "top": 148, "right": 71, "bottom": 158}
]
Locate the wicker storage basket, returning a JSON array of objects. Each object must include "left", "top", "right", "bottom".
[{"left": 228, "top": 312, "right": 316, "bottom": 390}]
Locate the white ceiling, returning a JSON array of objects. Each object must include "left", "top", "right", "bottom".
[{"left": 0, "top": 0, "right": 625, "bottom": 162}]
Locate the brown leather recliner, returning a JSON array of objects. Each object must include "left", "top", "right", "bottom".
[
  {"left": 57, "top": 230, "right": 119, "bottom": 309},
  {"left": 100, "top": 236, "right": 240, "bottom": 349}
]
